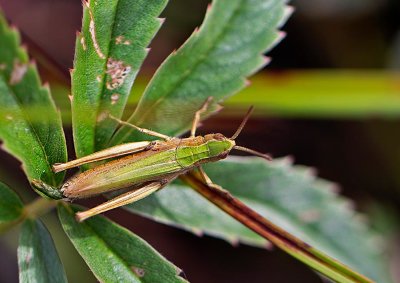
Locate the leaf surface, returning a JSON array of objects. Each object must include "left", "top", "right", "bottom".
[
  {"left": 126, "top": 157, "right": 391, "bottom": 283},
  {"left": 71, "top": 0, "right": 168, "bottom": 158},
  {"left": 58, "top": 204, "right": 187, "bottom": 283},
  {"left": 18, "top": 219, "right": 67, "bottom": 283},
  {"left": 111, "top": 0, "right": 290, "bottom": 144},
  {"left": 0, "top": 182, "right": 24, "bottom": 233},
  {"left": 0, "top": 12, "right": 66, "bottom": 186}
]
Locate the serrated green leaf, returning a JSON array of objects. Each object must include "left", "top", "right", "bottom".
[
  {"left": 18, "top": 219, "right": 67, "bottom": 283},
  {"left": 111, "top": 0, "right": 290, "bottom": 145},
  {"left": 58, "top": 204, "right": 187, "bottom": 283},
  {"left": 71, "top": 0, "right": 169, "bottom": 158},
  {"left": 0, "top": 12, "right": 67, "bottom": 186},
  {"left": 0, "top": 182, "right": 24, "bottom": 233},
  {"left": 125, "top": 183, "right": 267, "bottom": 247},
  {"left": 126, "top": 157, "right": 391, "bottom": 283}
]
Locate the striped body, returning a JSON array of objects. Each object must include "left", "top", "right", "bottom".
[{"left": 62, "top": 134, "right": 234, "bottom": 198}]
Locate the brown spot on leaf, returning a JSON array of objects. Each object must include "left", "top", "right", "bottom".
[
  {"left": 9, "top": 60, "right": 28, "bottom": 85},
  {"left": 97, "top": 111, "right": 109, "bottom": 122},
  {"left": 25, "top": 251, "right": 32, "bottom": 264},
  {"left": 131, "top": 266, "right": 145, "bottom": 277},
  {"left": 115, "top": 35, "right": 131, "bottom": 45},
  {"left": 105, "top": 58, "right": 131, "bottom": 90},
  {"left": 298, "top": 209, "right": 321, "bottom": 223},
  {"left": 80, "top": 36, "right": 87, "bottom": 51},
  {"left": 111, "top": 93, "right": 120, "bottom": 105},
  {"left": 0, "top": 63, "right": 6, "bottom": 70},
  {"left": 191, "top": 228, "right": 203, "bottom": 237}
]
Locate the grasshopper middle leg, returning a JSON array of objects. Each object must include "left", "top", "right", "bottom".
[
  {"left": 109, "top": 115, "right": 171, "bottom": 140},
  {"left": 190, "top": 97, "right": 213, "bottom": 137}
]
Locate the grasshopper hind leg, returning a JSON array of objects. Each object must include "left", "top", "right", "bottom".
[{"left": 75, "top": 181, "right": 165, "bottom": 222}]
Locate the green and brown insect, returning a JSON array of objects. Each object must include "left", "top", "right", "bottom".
[{"left": 33, "top": 98, "right": 270, "bottom": 221}]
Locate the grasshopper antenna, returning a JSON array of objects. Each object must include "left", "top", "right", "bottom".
[
  {"left": 233, "top": 146, "right": 272, "bottom": 161},
  {"left": 231, "top": 106, "right": 272, "bottom": 161},
  {"left": 231, "top": 106, "right": 254, "bottom": 140}
]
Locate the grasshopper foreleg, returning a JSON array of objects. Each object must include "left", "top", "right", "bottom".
[{"left": 197, "top": 166, "right": 229, "bottom": 194}]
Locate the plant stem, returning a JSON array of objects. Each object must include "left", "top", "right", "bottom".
[
  {"left": 181, "top": 172, "right": 374, "bottom": 283},
  {"left": 0, "top": 198, "right": 58, "bottom": 234},
  {"left": 24, "top": 197, "right": 58, "bottom": 220}
]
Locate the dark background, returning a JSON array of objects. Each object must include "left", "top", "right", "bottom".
[{"left": 0, "top": 0, "right": 400, "bottom": 282}]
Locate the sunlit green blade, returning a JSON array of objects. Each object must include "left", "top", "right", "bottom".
[
  {"left": 0, "top": 182, "right": 24, "bottom": 233},
  {"left": 18, "top": 219, "right": 67, "bottom": 283},
  {"left": 58, "top": 204, "right": 187, "bottom": 283},
  {"left": 71, "top": 0, "right": 168, "bottom": 158},
  {"left": 0, "top": 12, "right": 66, "bottom": 186}
]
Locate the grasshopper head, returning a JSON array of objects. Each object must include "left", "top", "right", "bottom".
[
  {"left": 31, "top": 179, "right": 64, "bottom": 200},
  {"left": 204, "top": 133, "right": 235, "bottom": 159},
  {"left": 208, "top": 107, "right": 272, "bottom": 161}
]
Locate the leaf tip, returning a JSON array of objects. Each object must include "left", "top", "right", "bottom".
[
  {"left": 263, "top": 56, "right": 272, "bottom": 66},
  {"left": 285, "top": 5, "right": 295, "bottom": 18},
  {"left": 229, "top": 237, "right": 240, "bottom": 247},
  {"left": 206, "top": 3, "right": 212, "bottom": 13},
  {"left": 42, "top": 81, "right": 50, "bottom": 90},
  {"left": 277, "top": 30, "right": 287, "bottom": 42},
  {"left": 9, "top": 59, "right": 28, "bottom": 85},
  {"left": 327, "top": 183, "right": 341, "bottom": 194},
  {"left": 191, "top": 228, "right": 204, "bottom": 237}
]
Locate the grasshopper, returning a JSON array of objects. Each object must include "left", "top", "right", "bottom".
[{"left": 32, "top": 98, "right": 271, "bottom": 222}]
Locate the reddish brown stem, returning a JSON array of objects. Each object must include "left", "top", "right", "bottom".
[{"left": 180, "top": 172, "right": 373, "bottom": 283}]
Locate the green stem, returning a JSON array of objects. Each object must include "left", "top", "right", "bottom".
[
  {"left": 24, "top": 197, "right": 59, "bottom": 219},
  {"left": 0, "top": 197, "right": 58, "bottom": 234}
]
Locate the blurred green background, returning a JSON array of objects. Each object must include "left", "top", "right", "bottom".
[{"left": 0, "top": 0, "right": 400, "bottom": 282}]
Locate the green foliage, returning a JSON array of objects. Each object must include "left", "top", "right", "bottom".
[
  {"left": 0, "top": 13, "right": 67, "bottom": 186},
  {"left": 111, "top": 0, "right": 290, "bottom": 145},
  {"left": 18, "top": 219, "right": 67, "bottom": 283},
  {"left": 0, "top": 1, "right": 394, "bottom": 282},
  {"left": 126, "top": 183, "right": 267, "bottom": 246},
  {"left": 0, "top": 182, "right": 24, "bottom": 233},
  {"left": 58, "top": 204, "right": 187, "bottom": 283},
  {"left": 72, "top": 0, "right": 168, "bottom": 158}
]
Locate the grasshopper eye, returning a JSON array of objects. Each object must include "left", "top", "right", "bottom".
[{"left": 213, "top": 133, "right": 225, "bottom": 141}]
